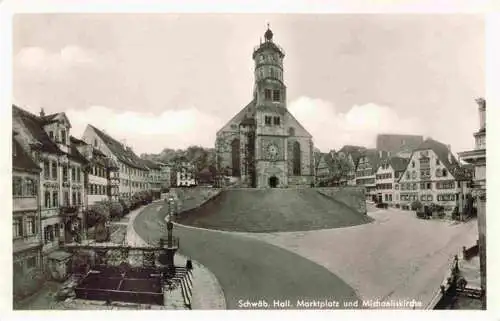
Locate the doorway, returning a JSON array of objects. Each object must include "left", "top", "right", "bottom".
[{"left": 269, "top": 176, "right": 279, "bottom": 188}]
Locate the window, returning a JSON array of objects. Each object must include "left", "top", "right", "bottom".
[
  {"left": 13, "top": 176, "right": 22, "bottom": 197},
  {"left": 265, "top": 89, "right": 272, "bottom": 100},
  {"left": 71, "top": 167, "right": 76, "bottom": 181},
  {"left": 52, "top": 191, "right": 58, "bottom": 207},
  {"left": 25, "top": 178, "right": 35, "bottom": 196},
  {"left": 265, "top": 116, "right": 272, "bottom": 125},
  {"left": 388, "top": 194, "right": 392, "bottom": 202},
  {"left": 49, "top": 131, "right": 54, "bottom": 139},
  {"left": 44, "top": 161, "right": 50, "bottom": 179},
  {"left": 72, "top": 192, "right": 76, "bottom": 205},
  {"left": 272, "top": 90, "right": 280, "bottom": 102},
  {"left": 293, "top": 141, "right": 301, "bottom": 175},
  {"left": 442, "top": 168, "right": 447, "bottom": 177},
  {"left": 54, "top": 224, "right": 60, "bottom": 238},
  {"left": 26, "top": 217, "right": 35, "bottom": 236},
  {"left": 273, "top": 116, "right": 281, "bottom": 125},
  {"left": 94, "top": 139, "right": 98, "bottom": 147},
  {"left": 63, "top": 166, "right": 68, "bottom": 182},
  {"left": 411, "top": 161, "right": 415, "bottom": 168},
  {"left": 77, "top": 168, "right": 81, "bottom": 182},
  {"left": 51, "top": 162, "right": 57, "bottom": 179},
  {"left": 63, "top": 191, "right": 69, "bottom": 206},
  {"left": 13, "top": 218, "right": 22, "bottom": 238},
  {"left": 61, "top": 130, "right": 66, "bottom": 144},
  {"left": 436, "top": 159, "right": 440, "bottom": 165},
  {"left": 44, "top": 191, "right": 51, "bottom": 208},
  {"left": 406, "top": 172, "right": 410, "bottom": 179},
  {"left": 77, "top": 192, "right": 81, "bottom": 205}
]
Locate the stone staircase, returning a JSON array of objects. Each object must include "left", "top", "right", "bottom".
[{"left": 164, "top": 267, "right": 193, "bottom": 309}]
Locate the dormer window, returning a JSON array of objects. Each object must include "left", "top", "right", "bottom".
[{"left": 49, "top": 131, "right": 54, "bottom": 139}]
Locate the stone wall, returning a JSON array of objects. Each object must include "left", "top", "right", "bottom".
[
  {"left": 174, "top": 187, "right": 222, "bottom": 213},
  {"left": 315, "top": 186, "right": 367, "bottom": 214}
]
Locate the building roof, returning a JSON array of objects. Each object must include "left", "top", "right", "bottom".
[
  {"left": 388, "top": 156, "right": 408, "bottom": 172},
  {"left": 141, "top": 158, "right": 161, "bottom": 170},
  {"left": 89, "top": 124, "right": 149, "bottom": 170},
  {"left": 412, "top": 138, "right": 471, "bottom": 181},
  {"left": 376, "top": 134, "right": 424, "bottom": 153},
  {"left": 338, "top": 145, "right": 366, "bottom": 165},
  {"left": 359, "top": 149, "right": 388, "bottom": 173},
  {"left": 12, "top": 105, "right": 63, "bottom": 155},
  {"left": 12, "top": 138, "right": 41, "bottom": 173}
]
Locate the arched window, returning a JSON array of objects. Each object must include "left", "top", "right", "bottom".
[
  {"left": 288, "top": 127, "right": 295, "bottom": 136},
  {"left": 442, "top": 168, "right": 447, "bottom": 177},
  {"left": 231, "top": 138, "right": 241, "bottom": 177},
  {"left": 293, "top": 141, "right": 301, "bottom": 175}
]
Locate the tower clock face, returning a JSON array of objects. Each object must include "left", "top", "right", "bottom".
[{"left": 267, "top": 144, "right": 279, "bottom": 159}]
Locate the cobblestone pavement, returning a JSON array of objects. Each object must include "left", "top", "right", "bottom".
[
  {"left": 243, "top": 206, "right": 479, "bottom": 308},
  {"left": 134, "top": 200, "right": 361, "bottom": 310}
]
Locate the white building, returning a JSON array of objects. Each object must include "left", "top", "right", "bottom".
[
  {"left": 397, "top": 138, "right": 473, "bottom": 215},
  {"left": 375, "top": 157, "right": 408, "bottom": 206},
  {"left": 176, "top": 163, "right": 197, "bottom": 187},
  {"left": 82, "top": 125, "right": 150, "bottom": 199}
]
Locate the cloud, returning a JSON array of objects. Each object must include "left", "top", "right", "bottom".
[
  {"left": 288, "top": 96, "right": 425, "bottom": 152},
  {"left": 44, "top": 96, "right": 425, "bottom": 156},
  {"left": 15, "top": 45, "right": 96, "bottom": 74},
  {"left": 66, "top": 105, "right": 223, "bottom": 155}
]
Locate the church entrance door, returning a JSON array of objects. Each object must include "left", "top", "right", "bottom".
[{"left": 269, "top": 176, "right": 279, "bottom": 188}]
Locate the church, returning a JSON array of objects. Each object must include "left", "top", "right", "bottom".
[{"left": 215, "top": 26, "right": 315, "bottom": 188}]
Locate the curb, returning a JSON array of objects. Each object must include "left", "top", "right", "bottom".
[{"left": 130, "top": 202, "right": 226, "bottom": 310}]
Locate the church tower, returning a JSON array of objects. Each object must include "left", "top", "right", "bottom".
[
  {"left": 252, "top": 24, "right": 287, "bottom": 109},
  {"left": 215, "top": 24, "right": 314, "bottom": 189},
  {"left": 252, "top": 25, "right": 289, "bottom": 188}
]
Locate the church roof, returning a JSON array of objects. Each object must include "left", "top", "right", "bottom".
[{"left": 217, "top": 100, "right": 256, "bottom": 135}]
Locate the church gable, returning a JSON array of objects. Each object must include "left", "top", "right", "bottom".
[
  {"left": 284, "top": 110, "right": 312, "bottom": 138},
  {"left": 217, "top": 100, "right": 256, "bottom": 135}
]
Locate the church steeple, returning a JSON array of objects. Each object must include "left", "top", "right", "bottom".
[
  {"left": 264, "top": 23, "right": 273, "bottom": 42},
  {"left": 252, "top": 24, "right": 286, "bottom": 108}
]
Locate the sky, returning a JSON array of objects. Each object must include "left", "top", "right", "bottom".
[{"left": 12, "top": 14, "right": 485, "bottom": 155}]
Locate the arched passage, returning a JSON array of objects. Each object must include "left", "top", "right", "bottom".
[{"left": 269, "top": 176, "right": 279, "bottom": 188}]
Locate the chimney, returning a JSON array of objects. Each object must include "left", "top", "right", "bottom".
[{"left": 40, "top": 108, "right": 45, "bottom": 117}]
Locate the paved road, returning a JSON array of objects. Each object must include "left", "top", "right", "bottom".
[
  {"left": 134, "top": 202, "right": 361, "bottom": 309},
  {"left": 177, "top": 189, "right": 372, "bottom": 232}
]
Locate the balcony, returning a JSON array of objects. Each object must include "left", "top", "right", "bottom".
[
  {"left": 13, "top": 235, "right": 42, "bottom": 253},
  {"left": 60, "top": 205, "right": 79, "bottom": 216}
]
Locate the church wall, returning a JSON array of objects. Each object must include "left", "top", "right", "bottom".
[
  {"left": 287, "top": 136, "right": 314, "bottom": 186},
  {"left": 256, "top": 161, "right": 287, "bottom": 188},
  {"left": 215, "top": 131, "right": 240, "bottom": 174}
]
